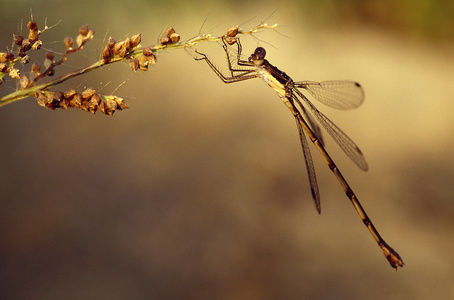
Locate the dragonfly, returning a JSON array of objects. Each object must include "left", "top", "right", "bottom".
[{"left": 194, "top": 38, "right": 404, "bottom": 269}]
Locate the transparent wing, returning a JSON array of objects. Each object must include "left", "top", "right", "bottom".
[
  {"left": 292, "top": 97, "right": 321, "bottom": 213},
  {"left": 293, "top": 88, "right": 368, "bottom": 171},
  {"left": 294, "top": 81, "right": 364, "bottom": 110}
]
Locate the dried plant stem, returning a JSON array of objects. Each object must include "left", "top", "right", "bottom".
[{"left": 0, "top": 22, "right": 277, "bottom": 108}]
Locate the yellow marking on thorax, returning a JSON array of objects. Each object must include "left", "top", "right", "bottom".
[{"left": 257, "top": 68, "right": 286, "bottom": 98}]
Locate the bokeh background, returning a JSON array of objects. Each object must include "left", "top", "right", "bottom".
[{"left": 1, "top": 0, "right": 453, "bottom": 299}]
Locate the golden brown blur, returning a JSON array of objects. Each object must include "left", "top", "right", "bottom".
[{"left": 1, "top": 0, "right": 453, "bottom": 299}]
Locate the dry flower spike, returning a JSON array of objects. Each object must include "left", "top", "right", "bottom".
[
  {"left": 34, "top": 89, "right": 128, "bottom": 115},
  {"left": 1, "top": 19, "right": 277, "bottom": 111}
]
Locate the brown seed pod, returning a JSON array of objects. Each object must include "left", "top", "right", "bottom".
[
  {"left": 29, "top": 29, "right": 38, "bottom": 42},
  {"left": 87, "top": 29, "right": 95, "bottom": 39},
  {"left": 137, "top": 55, "right": 148, "bottom": 70},
  {"left": 0, "top": 63, "right": 7, "bottom": 73},
  {"left": 79, "top": 24, "right": 89, "bottom": 37},
  {"left": 70, "top": 93, "right": 82, "bottom": 108},
  {"left": 14, "top": 34, "right": 23, "bottom": 46},
  {"left": 20, "top": 75, "right": 30, "bottom": 89},
  {"left": 105, "top": 98, "right": 118, "bottom": 115},
  {"left": 107, "top": 36, "right": 116, "bottom": 48},
  {"left": 32, "top": 40, "right": 42, "bottom": 50},
  {"left": 130, "top": 34, "right": 141, "bottom": 48},
  {"left": 160, "top": 36, "right": 170, "bottom": 45},
  {"left": 169, "top": 33, "right": 180, "bottom": 44},
  {"left": 35, "top": 92, "right": 47, "bottom": 107},
  {"left": 129, "top": 58, "right": 139, "bottom": 71},
  {"left": 97, "top": 100, "right": 106, "bottom": 114},
  {"left": 76, "top": 34, "right": 84, "bottom": 47},
  {"left": 32, "top": 61, "right": 41, "bottom": 76},
  {"left": 146, "top": 53, "right": 156, "bottom": 65},
  {"left": 80, "top": 99, "right": 90, "bottom": 112},
  {"left": 113, "top": 41, "right": 125, "bottom": 55},
  {"left": 64, "top": 89, "right": 76, "bottom": 99},
  {"left": 20, "top": 55, "right": 30, "bottom": 64},
  {"left": 81, "top": 88, "right": 95, "bottom": 100},
  {"left": 51, "top": 91, "right": 64, "bottom": 103},
  {"left": 21, "top": 38, "right": 31, "bottom": 50},
  {"left": 88, "top": 93, "right": 101, "bottom": 113},
  {"left": 9, "top": 68, "right": 20, "bottom": 79},
  {"left": 64, "top": 37, "right": 74, "bottom": 49},
  {"left": 102, "top": 45, "right": 111, "bottom": 60},
  {"left": 226, "top": 26, "right": 238, "bottom": 37},
  {"left": 27, "top": 21, "right": 38, "bottom": 31},
  {"left": 142, "top": 47, "right": 153, "bottom": 56},
  {"left": 60, "top": 98, "right": 70, "bottom": 109},
  {"left": 165, "top": 27, "right": 175, "bottom": 38},
  {"left": 115, "top": 97, "right": 128, "bottom": 110},
  {"left": 46, "top": 51, "right": 55, "bottom": 60},
  {"left": 224, "top": 36, "right": 237, "bottom": 45},
  {"left": 0, "top": 52, "right": 14, "bottom": 63}
]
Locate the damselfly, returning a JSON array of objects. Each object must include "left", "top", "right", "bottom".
[{"left": 195, "top": 38, "right": 404, "bottom": 269}]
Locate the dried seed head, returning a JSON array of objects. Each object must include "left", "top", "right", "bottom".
[
  {"left": 21, "top": 38, "right": 31, "bottom": 50},
  {"left": 0, "top": 63, "right": 7, "bottom": 73},
  {"left": 64, "top": 89, "right": 76, "bottom": 99},
  {"left": 160, "top": 36, "right": 170, "bottom": 45},
  {"left": 27, "top": 21, "right": 38, "bottom": 31},
  {"left": 49, "top": 91, "right": 64, "bottom": 104},
  {"left": 60, "top": 98, "right": 70, "bottom": 109},
  {"left": 129, "top": 58, "right": 139, "bottom": 71},
  {"left": 119, "top": 47, "right": 128, "bottom": 58},
  {"left": 224, "top": 36, "right": 237, "bottom": 45},
  {"left": 0, "top": 52, "right": 12, "bottom": 63},
  {"left": 44, "top": 58, "right": 52, "bottom": 70},
  {"left": 169, "top": 33, "right": 180, "bottom": 43},
  {"left": 130, "top": 34, "right": 141, "bottom": 48},
  {"left": 98, "top": 100, "right": 106, "bottom": 114},
  {"left": 142, "top": 47, "right": 153, "bottom": 56},
  {"left": 32, "top": 61, "right": 41, "bottom": 75},
  {"left": 88, "top": 93, "right": 101, "bottom": 113},
  {"left": 165, "top": 27, "right": 175, "bottom": 38},
  {"left": 113, "top": 40, "right": 125, "bottom": 55},
  {"left": 32, "top": 40, "right": 42, "bottom": 50},
  {"left": 226, "top": 26, "right": 239, "bottom": 37},
  {"left": 80, "top": 99, "right": 90, "bottom": 112},
  {"left": 46, "top": 50, "right": 55, "bottom": 60},
  {"left": 76, "top": 34, "right": 84, "bottom": 47},
  {"left": 70, "top": 93, "right": 82, "bottom": 107},
  {"left": 87, "top": 29, "right": 95, "bottom": 39},
  {"left": 29, "top": 29, "right": 39, "bottom": 42},
  {"left": 107, "top": 36, "right": 116, "bottom": 48},
  {"left": 105, "top": 98, "right": 118, "bottom": 115},
  {"left": 123, "top": 38, "right": 131, "bottom": 51},
  {"left": 137, "top": 55, "right": 148, "bottom": 70},
  {"left": 117, "top": 39, "right": 130, "bottom": 58},
  {"left": 79, "top": 24, "right": 89, "bottom": 36},
  {"left": 102, "top": 45, "right": 111, "bottom": 60},
  {"left": 146, "top": 52, "right": 156, "bottom": 65},
  {"left": 114, "top": 96, "right": 128, "bottom": 110},
  {"left": 20, "top": 55, "right": 30, "bottom": 64},
  {"left": 81, "top": 88, "right": 95, "bottom": 99},
  {"left": 64, "top": 36, "right": 74, "bottom": 49},
  {"left": 14, "top": 34, "right": 23, "bottom": 45},
  {"left": 20, "top": 75, "right": 30, "bottom": 89},
  {"left": 35, "top": 92, "right": 47, "bottom": 107},
  {"left": 9, "top": 68, "right": 20, "bottom": 79}
]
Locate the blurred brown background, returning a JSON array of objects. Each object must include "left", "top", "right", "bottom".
[{"left": 1, "top": 0, "right": 453, "bottom": 299}]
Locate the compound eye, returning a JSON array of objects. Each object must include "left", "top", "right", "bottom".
[{"left": 254, "top": 47, "right": 266, "bottom": 59}]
